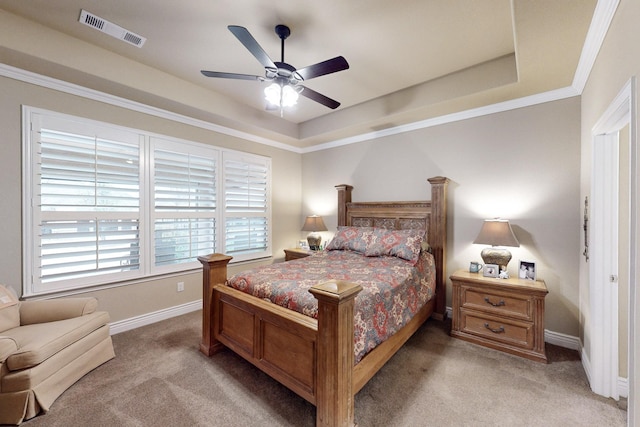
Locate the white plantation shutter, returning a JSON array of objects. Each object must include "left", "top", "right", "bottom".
[
  {"left": 152, "top": 142, "right": 217, "bottom": 269},
  {"left": 32, "top": 117, "right": 142, "bottom": 292},
  {"left": 40, "top": 219, "right": 140, "bottom": 281},
  {"left": 24, "top": 108, "right": 272, "bottom": 296},
  {"left": 223, "top": 152, "right": 271, "bottom": 260},
  {"left": 40, "top": 131, "right": 140, "bottom": 211}
]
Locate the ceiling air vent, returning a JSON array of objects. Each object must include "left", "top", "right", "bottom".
[{"left": 78, "top": 10, "right": 146, "bottom": 48}]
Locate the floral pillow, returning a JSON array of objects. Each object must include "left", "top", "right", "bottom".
[
  {"left": 365, "top": 228, "right": 425, "bottom": 264},
  {"left": 326, "top": 226, "right": 426, "bottom": 264},
  {"left": 325, "top": 226, "right": 375, "bottom": 254}
]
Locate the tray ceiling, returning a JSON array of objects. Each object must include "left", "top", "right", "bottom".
[{"left": 0, "top": 0, "right": 599, "bottom": 149}]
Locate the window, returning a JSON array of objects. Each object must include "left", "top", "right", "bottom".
[
  {"left": 24, "top": 108, "right": 271, "bottom": 296},
  {"left": 151, "top": 139, "right": 217, "bottom": 271},
  {"left": 223, "top": 152, "right": 270, "bottom": 262}
]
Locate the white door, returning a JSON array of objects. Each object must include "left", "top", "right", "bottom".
[{"left": 590, "top": 131, "right": 620, "bottom": 400}]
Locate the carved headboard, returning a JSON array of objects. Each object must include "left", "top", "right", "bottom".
[{"left": 335, "top": 177, "right": 449, "bottom": 319}]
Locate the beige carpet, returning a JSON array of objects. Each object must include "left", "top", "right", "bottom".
[{"left": 22, "top": 311, "right": 626, "bottom": 427}]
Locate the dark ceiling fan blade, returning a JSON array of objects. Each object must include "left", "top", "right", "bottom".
[
  {"left": 299, "top": 86, "right": 341, "bottom": 109},
  {"left": 228, "top": 25, "right": 277, "bottom": 70},
  {"left": 295, "top": 56, "right": 349, "bottom": 81},
  {"left": 201, "top": 70, "right": 263, "bottom": 81}
]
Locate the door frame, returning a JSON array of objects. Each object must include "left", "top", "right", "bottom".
[{"left": 589, "top": 77, "right": 636, "bottom": 422}]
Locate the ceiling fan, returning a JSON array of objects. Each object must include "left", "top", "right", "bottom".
[{"left": 201, "top": 25, "right": 349, "bottom": 114}]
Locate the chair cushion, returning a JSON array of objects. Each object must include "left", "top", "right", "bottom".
[
  {"left": 1, "top": 326, "right": 112, "bottom": 393},
  {"left": 0, "top": 285, "right": 19, "bottom": 333},
  {"left": 3, "top": 311, "right": 110, "bottom": 371}
]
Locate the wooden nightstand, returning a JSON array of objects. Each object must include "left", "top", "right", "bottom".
[
  {"left": 450, "top": 270, "right": 548, "bottom": 363},
  {"left": 283, "top": 247, "right": 314, "bottom": 261}
]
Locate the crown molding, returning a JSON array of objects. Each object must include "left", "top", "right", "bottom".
[
  {"left": 572, "top": 0, "right": 620, "bottom": 93},
  {"left": 0, "top": 63, "right": 301, "bottom": 153},
  {"left": 301, "top": 86, "right": 581, "bottom": 153}
]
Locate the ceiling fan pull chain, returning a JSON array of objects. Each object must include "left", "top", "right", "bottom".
[{"left": 279, "top": 82, "right": 284, "bottom": 118}]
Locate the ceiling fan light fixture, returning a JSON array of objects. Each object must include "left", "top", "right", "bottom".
[
  {"left": 264, "top": 83, "right": 299, "bottom": 107},
  {"left": 282, "top": 84, "right": 299, "bottom": 107},
  {"left": 264, "top": 83, "right": 281, "bottom": 106}
]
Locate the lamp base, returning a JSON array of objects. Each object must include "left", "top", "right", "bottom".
[
  {"left": 307, "top": 234, "right": 322, "bottom": 251},
  {"left": 480, "top": 247, "right": 512, "bottom": 271}
]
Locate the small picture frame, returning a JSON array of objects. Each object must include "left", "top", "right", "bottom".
[
  {"left": 518, "top": 260, "right": 536, "bottom": 280},
  {"left": 483, "top": 263, "right": 499, "bottom": 278}
]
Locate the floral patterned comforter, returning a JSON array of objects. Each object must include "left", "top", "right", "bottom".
[{"left": 226, "top": 249, "right": 436, "bottom": 363}]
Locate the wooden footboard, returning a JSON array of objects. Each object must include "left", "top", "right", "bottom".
[
  {"left": 199, "top": 253, "right": 362, "bottom": 425},
  {"left": 213, "top": 281, "right": 320, "bottom": 403},
  {"left": 199, "top": 256, "right": 435, "bottom": 426}
]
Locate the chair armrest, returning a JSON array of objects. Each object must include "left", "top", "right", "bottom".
[
  {"left": 19, "top": 298, "right": 98, "bottom": 325},
  {"left": 0, "top": 336, "right": 18, "bottom": 363}
]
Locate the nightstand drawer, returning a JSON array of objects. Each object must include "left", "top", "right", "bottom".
[
  {"left": 460, "top": 310, "right": 534, "bottom": 349},
  {"left": 462, "top": 287, "right": 532, "bottom": 320}
]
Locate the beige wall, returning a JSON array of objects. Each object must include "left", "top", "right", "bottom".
[
  {"left": 0, "top": 75, "right": 302, "bottom": 322},
  {"left": 0, "top": 72, "right": 584, "bottom": 339},
  {"left": 580, "top": 0, "right": 638, "bottom": 415},
  {"left": 302, "top": 97, "right": 582, "bottom": 337}
]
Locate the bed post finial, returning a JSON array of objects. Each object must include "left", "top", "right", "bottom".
[
  {"left": 427, "top": 177, "right": 449, "bottom": 320},
  {"left": 335, "top": 184, "right": 353, "bottom": 227}
]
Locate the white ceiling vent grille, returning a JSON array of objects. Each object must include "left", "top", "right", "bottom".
[{"left": 78, "top": 10, "right": 146, "bottom": 48}]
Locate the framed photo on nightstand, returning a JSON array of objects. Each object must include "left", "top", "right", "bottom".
[
  {"left": 519, "top": 260, "right": 536, "bottom": 280},
  {"left": 483, "top": 263, "right": 499, "bottom": 278}
]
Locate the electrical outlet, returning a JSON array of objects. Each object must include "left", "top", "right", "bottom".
[{"left": 177, "top": 281, "right": 184, "bottom": 292}]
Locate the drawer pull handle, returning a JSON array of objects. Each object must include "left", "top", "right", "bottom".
[
  {"left": 484, "top": 297, "right": 505, "bottom": 307},
  {"left": 484, "top": 323, "right": 505, "bottom": 334}
]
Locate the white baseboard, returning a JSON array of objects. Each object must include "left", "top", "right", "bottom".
[
  {"left": 581, "top": 346, "right": 593, "bottom": 384},
  {"left": 108, "top": 299, "right": 202, "bottom": 335},
  {"left": 445, "top": 306, "right": 453, "bottom": 319},
  {"left": 618, "top": 376, "right": 629, "bottom": 398},
  {"left": 544, "top": 329, "right": 581, "bottom": 351}
]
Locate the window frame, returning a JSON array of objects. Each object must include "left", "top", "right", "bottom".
[{"left": 22, "top": 106, "right": 272, "bottom": 297}]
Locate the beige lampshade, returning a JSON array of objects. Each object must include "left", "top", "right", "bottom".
[
  {"left": 473, "top": 219, "right": 519, "bottom": 271},
  {"left": 302, "top": 215, "right": 327, "bottom": 250},
  {"left": 301, "top": 215, "right": 328, "bottom": 232},
  {"left": 473, "top": 219, "right": 520, "bottom": 247}
]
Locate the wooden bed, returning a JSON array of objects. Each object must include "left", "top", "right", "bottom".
[{"left": 198, "top": 176, "right": 449, "bottom": 427}]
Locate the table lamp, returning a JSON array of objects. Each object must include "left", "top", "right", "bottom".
[
  {"left": 301, "top": 215, "right": 327, "bottom": 250},
  {"left": 473, "top": 218, "right": 520, "bottom": 271}
]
